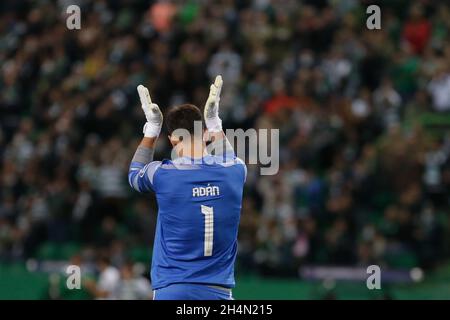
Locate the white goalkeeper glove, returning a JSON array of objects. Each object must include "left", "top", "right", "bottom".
[
  {"left": 204, "top": 75, "right": 223, "bottom": 133},
  {"left": 137, "top": 84, "right": 163, "bottom": 138}
]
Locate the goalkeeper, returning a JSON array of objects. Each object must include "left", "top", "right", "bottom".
[{"left": 128, "top": 76, "right": 246, "bottom": 300}]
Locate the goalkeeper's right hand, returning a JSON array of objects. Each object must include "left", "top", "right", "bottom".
[
  {"left": 204, "top": 75, "right": 223, "bottom": 133},
  {"left": 137, "top": 84, "right": 163, "bottom": 138}
]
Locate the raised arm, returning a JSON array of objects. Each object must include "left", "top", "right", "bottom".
[
  {"left": 204, "top": 75, "right": 234, "bottom": 157},
  {"left": 136, "top": 84, "right": 163, "bottom": 149},
  {"left": 128, "top": 84, "right": 163, "bottom": 193}
]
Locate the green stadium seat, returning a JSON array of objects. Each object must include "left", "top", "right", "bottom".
[
  {"left": 385, "top": 251, "right": 418, "bottom": 269},
  {"left": 35, "top": 242, "right": 81, "bottom": 260},
  {"left": 130, "top": 246, "right": 152, "bottom": 264}
]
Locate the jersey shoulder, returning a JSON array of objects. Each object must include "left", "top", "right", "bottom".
[{"left": 155, "top": 156, "right": 247, "bottom": 181}]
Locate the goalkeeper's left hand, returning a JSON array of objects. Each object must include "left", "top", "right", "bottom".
[
  {"left": 137, "top": 84, "right": 163, "bottom": 138},
  {"left": 204, "top": 75, "right": 223, "bottom": 133}
]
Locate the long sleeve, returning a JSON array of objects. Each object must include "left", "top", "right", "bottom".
[
  {"left": 128, "top": 146, "right": 161, "bottom": 193},
  {"left": 206, "top": 135, "right": 235, "bottom": 157},
  {"left": 206, "top": 134, "right": 247, "bottom": 182}
]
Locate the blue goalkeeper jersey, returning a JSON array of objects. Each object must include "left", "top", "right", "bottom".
[{"left": 128, "top": 153, "right": 246, "bottom": 290}]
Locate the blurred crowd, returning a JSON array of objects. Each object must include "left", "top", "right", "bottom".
[{"left": 1, "top": 0, "right": 450, "bottom": 291}]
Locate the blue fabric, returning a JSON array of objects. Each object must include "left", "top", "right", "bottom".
[
  {"left": 128, "top": 154, "right": 246, "bottom": 290},
  {"left": 154, "top": 283, "right": 233, "bottom": 300}
]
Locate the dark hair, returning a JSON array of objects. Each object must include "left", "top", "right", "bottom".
[{"left": 165, "top": 104, "right": 203, "bottom": 137}]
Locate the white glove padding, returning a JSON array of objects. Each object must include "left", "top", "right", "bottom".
[
  {"left": 137, "top": 84, "right": 163, "bottom": 138},
  {"left": 204, "top": 75, "right": 223, "bottom": 133}
]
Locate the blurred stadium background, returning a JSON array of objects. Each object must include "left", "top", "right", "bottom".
[{"left": 1, "top": 0, "right": 450, "bottom": 299}]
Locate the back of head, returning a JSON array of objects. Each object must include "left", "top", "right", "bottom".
[{"left": 166, "top": 104, "right": 203, "bottom": 139}]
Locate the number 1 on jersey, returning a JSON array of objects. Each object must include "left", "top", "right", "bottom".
[{"left": 201, "top": 205, "right": 214, "bottom": 256}]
